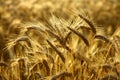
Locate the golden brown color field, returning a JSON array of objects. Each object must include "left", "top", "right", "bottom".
[{"left": 0, "top": 0, "right": 120, "bottom": 80}]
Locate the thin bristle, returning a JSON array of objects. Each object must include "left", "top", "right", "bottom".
[
  {"left": 64, "top": 32, "right": 71, "bottom": 44},
  {"left": 15, "top": 36, "right": 30, "bottom": 42},
  {"left": 80, "top": 26, "right": 91, "bottom": 30}
]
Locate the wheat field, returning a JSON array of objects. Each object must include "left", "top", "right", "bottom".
[{"left": 0, "top": 0, "right": 120, "bottom": 80}]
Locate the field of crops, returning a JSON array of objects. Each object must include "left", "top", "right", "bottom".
[{"left": 0, "top": 0, "right": 120, "bottom": 80}]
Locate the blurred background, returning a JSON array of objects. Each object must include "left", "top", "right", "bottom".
[{"left": 0, "top": 0, "right": 120, "bottom": 29}]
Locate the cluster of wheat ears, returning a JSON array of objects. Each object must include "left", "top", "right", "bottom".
[{"left": 0, "top": 0, "right": 120, "bottom": 80}]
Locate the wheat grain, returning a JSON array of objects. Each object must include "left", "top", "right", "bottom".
[
  {"left": 51, "top": 71, "right": 72, "bottom": 80},
  {"left": 101, "top": 75, "right": 118, "bottom": 80},
  {"left": 42, "top": 59, "right": 50, "bottom": 75},
  {"left": 0, "top": 62, "right": 8, "bottom": 67}
]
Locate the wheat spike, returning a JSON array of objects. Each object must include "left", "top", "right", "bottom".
[
  {"left": 47, "top": 40, "right": 65, "bottom": 63},
  {"left": 79, "top": 14, "right": 96, "bottom": 34},
  {"left": 94, "top": 35, "right": 112, "bottom": 44},
  {"left": 67, "top": 27, "right": 89, "bottom": 46}
]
